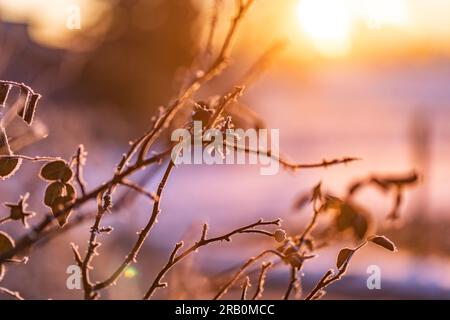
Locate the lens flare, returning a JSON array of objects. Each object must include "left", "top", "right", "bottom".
[{"left": 124, "top": 267, "right": 138, "bottom": 279}]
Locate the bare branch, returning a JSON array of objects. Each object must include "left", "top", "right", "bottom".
[
  {"left": 78, "top": 192, "right": 107, "bottom": 299},
  {"left": 119, "top": 179, "right": 158, "bottom": 202},
  {"left": 136, "top": 0, "right": 256, "bottom": 162},
  {"left": 0, "top": 286, "right": 24, "bottom": 300},
  {"left": 240, "top": 276, "right": 251, "bottom": 300},
  {"left": 0, "top": 154, "right": 61, "bottom": 162},
  {"left": 305, "top": 241, "right": 368, "bottom": 300},
  {"left": 73, "top": 144, "right": 87, "bottom": 197},
  {"left": 203, "top": 0, "right": 223, "bottom": 61},
  {"left": 283, "top": 266, "right": 300, "bottom": 300},
  {"left": 213, "top": 249, "right": 285, "bottom": 300},
  {"left": 251, "top": 261, "right": 272, "bottom": 300},
  {"left": 93, "top": 160, "right": 175, "bottom": 293},
  {"left": 143, "top": 218, "right": 280, "bottom": 299},
  {"left": 226, "top": 142, "right": 360, "bottom": 171}
]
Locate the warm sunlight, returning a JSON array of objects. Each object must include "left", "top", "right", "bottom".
[
  {"left": 296, "top": 0, "right": 352, "bottom": 56},
  {"left": 362, "top": 0, "right": 408, "bottom": 28},
  {"left": 296, "top": 0, "right": 409, "bottom": 57}
]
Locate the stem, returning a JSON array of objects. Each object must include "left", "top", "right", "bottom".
[
  {"left": 143, "top": 219, "right": 280, "bottom": 299},
  {"left": 92, "top": 161, "right": 175, "bottom": 292},
  {"left": 0, "top": 286, "right": 24, "bottom": 300},
  {"left": 283, "top": 266, "right": 299, "bottom": 300},
  {"left": 213, "top": 249, "right": 285, "bottom": 300},
  {"left": 251, "top": 261, "right": 272, "bottom": 300},
  {"left": 80, "top": 192, "right": 107, "bottom": 299},
  {"left": 240, "top": 277, "right": 251, "bottom": 300}
]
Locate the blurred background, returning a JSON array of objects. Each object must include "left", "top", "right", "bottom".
[{"left": 0, "top": 0, "right": 450, "bottom": 299}]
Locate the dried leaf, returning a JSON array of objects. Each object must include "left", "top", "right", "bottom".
[
  {"left": 348, "top": 181, "right": 363, "bottom": 195},
  {"left": 292, "top": 193, "right": 310, "bottom": 211},
  {"left": 311, "top": 182, "right": 322, "bottom": 202},
  {"left": 352, "top": 212, "right": 369, "bottom": 240},
  {"left": 0, "top": 232, "right": 15, "bottom": 280},
  {"left": 23, "top": 94, "right": 41, "bottom": 125},
  {"left": 0, "top": 157, "right": 22, "bottom": 180},
  {"left": 0, "top": 126, "right": 11, "bottom": 154},
  {"left": 5, "top": 193, "right": 35, "bottom": 227},
  {"left": 17, "top": 86, "right": 29, "bottom": 118},
  {"left": 335, "top": 202, "right": 372, "bottom": 240},
  {"left": 44, "top": 182, "right": 65, "bottom": 207},
  {"left": 0, "top": 83, "right": 11, "bottom": 107},
  {"left": 324, "top": 194, "right": 342, "bottom": 210},
  {"left": 369, "top": 235, "right": 397, "bottom": 252},
  {"left": 0, "top": 231, "right": 14, "bottom": 282},
  {"left": 0, "top": 264, "right": 4, "bottom": 282},
  {"left": 192, "top": 107, "right": 214, "bottom": 124},
  {"left": 65, "top": 183, "right": 77, "bottom": 200},
  {"left": 0, "top": 231, "right": 14, "bottom": 254},
  {"left": 336, "top": 203, "right": 357, "bottom": 231},
  {"left": 40, "top": 160, "right": 73, "bottom": 182},
  {"left": 387, "top": 188, "right": 402, "bottom": 220},
  {"left": 51, "top": 196, "right": 74, "bottom": 227},
  {"left": 336, "top": 248, "right": 354, "bottom": 269}
]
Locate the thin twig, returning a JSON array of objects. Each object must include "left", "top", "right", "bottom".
[
  {"left": 206, "top": 86, "right": 244, "bottom": 129},
  {"left": 203, "top": 0, "right": 223, "bottom": 61},
  {"left": 296, "top": 199, "right": 325, "bottom": 247},
  {"left": 305, "top": 241, "right": 368, "bottom": 300},
  {"left": 226, "top": 142, "right": 360, "bottom": 171},
  {"left": 119, "top": 179, "right": 158, "bottom": 202},
  {"left": 0, "top": 216, "right": 11, "bottom": 225},
  {"left": 0, "top": 154, "right": 60, "bottom": 161},
  {"left": 0, "top": 286, "right": 24, "bottom": 300},
  {"left": 283, "top": 266, "right": 299, "bottom": 300},
  {"left": 74, "top": 144, "right": 87, "bottom": 197},
  {"left": 251, "top": 261, "right": 272, "bottom": 300},
  {"left": 213, "top": 248, "right": 285, "bottom": 300},
  {"left": 92, "top": 160, "right": 175, "bottom": 293},
  {"left": 70, "top": 243, "right": 83, "bottom": 266},
  {"left": 240, "top": 276, "right": 251, "bottom": 300},
  {"left": 77, "top": 192, "right": 107, "bottom": 300},
  {"left": 143, "top": 218, "right": 280, "bottom": 299}
]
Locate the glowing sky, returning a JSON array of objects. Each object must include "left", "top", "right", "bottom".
[{"left": 0, "top": 0, "right": 449, "bottom": 58}]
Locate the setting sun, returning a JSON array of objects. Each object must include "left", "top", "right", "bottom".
[
  {"left": 296, "top": 0, "right": 409, "bottom": 57},
  {"left": 296, "top": 0, "right": 352, "bottom": 56}
]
